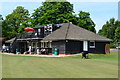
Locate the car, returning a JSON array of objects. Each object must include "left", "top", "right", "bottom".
[{"left": 116, "top": 45, "right": 120, "bottom": 49}]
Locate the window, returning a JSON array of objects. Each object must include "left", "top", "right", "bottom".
[
  {"left": 44, "top": 25, "right": 52, "bottom": 35},
  {"left": 38, "top": 29, "right": 41, "bottom": 32},
  {"left": 41, "top": 41, "right": 52, "bottom": 48},
  {"left": 38, "top": 29, "right": 41, "bottom": 35},
  {"left": 45, "top": 42, "right": 48, "bottom": 48},
  {"left": 49, "top": 42, "right": 52, "bottom": 48},
  {"left": 89, "top": 41, "right": 95, "bottom": 48},
  {"left": 41, "top": 42, "right": 44, "bottom": 48}
]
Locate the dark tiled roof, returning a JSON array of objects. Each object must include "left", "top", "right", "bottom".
[{"left": 42, "top": 23, "right": 112, "bottom": 42}]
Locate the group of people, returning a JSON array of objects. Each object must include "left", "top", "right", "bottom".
[
  {"left": 23, "top": 48, "right": 47, "bottom": 55},
  {"left": 37, "top": 48, "right": 47, "bottom": 55},
  {"left": 1, "top": 45, "right": 10, "bottom": 53},
  {"left": 2, "top": 44, "right": 89, "bottom": 58}
]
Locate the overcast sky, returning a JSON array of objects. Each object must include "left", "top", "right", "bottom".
[{"left": 0, "top": 0, "right": 118, "bottom": 32}]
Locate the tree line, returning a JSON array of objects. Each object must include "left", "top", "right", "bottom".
[
  {"left": 98, "top": 18, "right": 120, "bottom": 47},
  {"left": 1, "top": 1, "right": 120, "bottom": 47},
  {"left": 2, "top": 1, "right": 96, "bottom": 40}
]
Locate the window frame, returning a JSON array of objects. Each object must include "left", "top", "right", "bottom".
[
  {"left": 89, "top": 41, "right": 95, "bottom": 48},
  {"left": 41, "top": 42, "right": 44, "bottom": 48}
]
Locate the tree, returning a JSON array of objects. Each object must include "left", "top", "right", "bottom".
[
  {"left": 31, "top": 1, "right": 75, "bottom": 26},
  {"left": 98, "top": 18, "right": 120, "bottom": 41},
  {"left": 3, "top": 1, "right": 97, "bottom": 39},
  {"left": 98, "top": 22, "right": 108, "bottom": 37},
  {"left": 115, "top": 25, "right": 120, "bottom": 42},
  {"left": 32, "top": 1, "right": 96, "bottom": 32},
  {"left": 77, "top": 11, "right": 96, "bottom": 33},
  {"left": 2, "top": 6, "right": 30, "bottom": 39},
  {"left": 0, "top": 14, "right": 3, "bottom": 20},
  {"left": 0, "top": 14, "right": 3, "bottom": 37}
]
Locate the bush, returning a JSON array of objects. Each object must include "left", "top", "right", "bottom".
[{"left": 110, "top": 42, "right": 118, "bottom": 48}]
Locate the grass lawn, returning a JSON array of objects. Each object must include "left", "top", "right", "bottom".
[{"left": 2, "top": 51, "right": 118, "bottom": 78}]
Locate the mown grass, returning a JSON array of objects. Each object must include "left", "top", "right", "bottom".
[{"left": 2, "top": 51, "right": 118, "bottom": 78}]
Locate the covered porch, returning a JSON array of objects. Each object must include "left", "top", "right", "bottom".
[{"left": 16, "top": 38, "right": 52, "bottom": 55}]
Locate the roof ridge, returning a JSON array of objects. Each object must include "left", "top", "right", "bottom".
[{"left": 65, "top": 23, "right": 70, "bottom": 39}]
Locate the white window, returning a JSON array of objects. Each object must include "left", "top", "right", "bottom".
[
  {"left": 38, "top": 29, "right": 41, "bottom": 35},
  {"left": 38, "top": 29, "right": 41, "bottom": 32},
  {"left": 89, "top": 41, "right": 95, "bottom": 48}
]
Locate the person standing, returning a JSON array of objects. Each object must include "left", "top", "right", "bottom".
[
  {"left": 82, "top": 51, "right": 88, "bottom": 59},
  {"left": 2, "top": 44, "right": 6, "bottom": 53}
]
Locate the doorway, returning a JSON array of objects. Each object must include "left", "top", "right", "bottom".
[
  {"left": 105, "top": 44, "right": 110, "bottom": 54},
  {"left": 83, "top": 41, "right": 88, "bottom": 51}
]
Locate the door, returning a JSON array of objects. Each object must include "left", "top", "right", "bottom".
[
  {"left": 105, "top": 44, "right": 110, "bottom": 54},
  {"left": 83, "top": 41, "right": 88, "bottom": 51}
]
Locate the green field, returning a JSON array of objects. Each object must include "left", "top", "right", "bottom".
[{"left": 2, "top": 51, "right": 118, "bottom": 78}]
